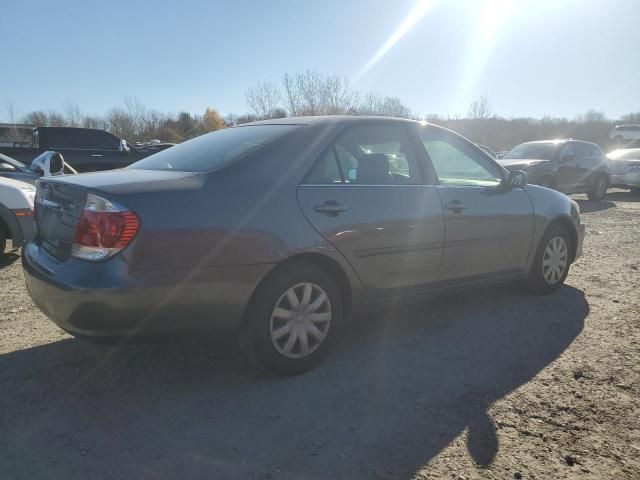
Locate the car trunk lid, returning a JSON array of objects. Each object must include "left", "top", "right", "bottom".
[
  {"left": 34, "top": 169, "right": 204, "bottom": 261},
  {"left": 35, "top": 180, "right": 87, "bottom": 261}
]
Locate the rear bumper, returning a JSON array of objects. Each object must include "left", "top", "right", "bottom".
[
  {"left": 610, "top": 172, "right": 640, "bottom": 188},
  {"left": 22, "top": 242, "right": 274, "bottom": 338}
]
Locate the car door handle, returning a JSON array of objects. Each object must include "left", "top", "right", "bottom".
[
  {"left": 314, "top": 201, "right": 348, "bottom": 216},
  {"left": 91, "top": 154, "right": 103, "bottom": 157},
  {"left": 445, "top": 200, "right": 467, "bottom": 213}
]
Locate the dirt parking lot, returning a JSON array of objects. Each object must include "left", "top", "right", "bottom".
[{"left": 1, "top": 190, "right": 639, "bottom": 480}]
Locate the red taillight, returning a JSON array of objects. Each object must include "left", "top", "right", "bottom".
[{"left": 72, "top": 194, "right": 140, "bottom": 261}]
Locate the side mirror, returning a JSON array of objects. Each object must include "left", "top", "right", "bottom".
[
  {"left": 508, "top": 170, "right": 527, "bottom": 188},
  {"left": 120, "top": 139, "right": 130, "bottom": 152},
  {"left": 32, "top": 166, "right": 44, "bottom": 177}
]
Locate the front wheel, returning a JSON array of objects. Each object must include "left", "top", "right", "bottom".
[
  {"left": 246, "top": 263, "right": 342, "bottom": 375},
  {"left": 526, "top": 224, "right": 573, "bottom": 294},
  {"left": 587, "top": 175, "right": 608, "bottom": 201}
]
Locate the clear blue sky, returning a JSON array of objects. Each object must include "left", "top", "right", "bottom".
[{"left": 2, "top": 0, "right": 639, "bottom": 120}]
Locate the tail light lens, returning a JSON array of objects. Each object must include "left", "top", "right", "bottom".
[{"left": 72, "top": 193, "right": 140, "bottom": 261}]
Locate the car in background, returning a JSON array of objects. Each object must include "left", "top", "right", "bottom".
[
  {"left": 607, "top": 148, "right": 640, "bottom": 193},
  {"left": 477, "top": 144, "right": 497, "bottom": 159},
  {"left": 498, "top": 139, "right": 610, "bottom": 200},
  {"left": 609, "top": 125, "right": 640, "bottom": 147},
  {"left": 0, "top": 126, "right": 174, "bottom": 173},
  {"left": 0, "top": 176, "right": 36, "bottom": 256},
  {"left": 0, "top": 151, "right": 74, "bottom": 185},
  {"left": 23, "top": 116, "right": 584, "bottom": 375}
]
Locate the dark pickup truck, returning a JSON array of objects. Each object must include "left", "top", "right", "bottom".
[{"left": 0, "top": 127, "right": 173, "bottom": 172}]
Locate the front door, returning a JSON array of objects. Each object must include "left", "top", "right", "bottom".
[
  {"left": 414, "top": 125, "right": 534, "bottom": 282},
  {"left": 297, "top": 122, "right": 445, "bottom": 298}
]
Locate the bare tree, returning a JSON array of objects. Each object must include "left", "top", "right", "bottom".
[
  {"left": 282, "top": 70, "right": 328, "bottom": 116},
  {"left": 323, "top": 75, "right": 358, "bottom": 114},
  {"left": 64, "top": 102, "right": 83, "bottom": 127},
  {"left": 357, "top": 93, "right": 411, "bottom": 118},
  {"left": 245, "top": 81, "right": 281, "bottom": 119},
  {"left": 468, "top": 95, "right": 492, "bottom": 119},
  {"left": 283, "top": 73, "right": 303, "bottom": 116}
]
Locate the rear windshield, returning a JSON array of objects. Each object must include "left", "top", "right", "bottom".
[{"left": 129, "top": 125, "right": 297, "bottom": 172}]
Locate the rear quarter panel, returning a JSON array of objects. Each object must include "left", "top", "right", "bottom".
[{"left": 116, "top": 122, "right": 367, "bottom": 315}]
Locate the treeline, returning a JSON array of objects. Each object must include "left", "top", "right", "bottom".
[
  {"left": 19, "top": 98, "right": 226, "bottom": 144},
  {"left": 7, "top": 70, "right": 640, "bottom": 151},
  {"left": 430, "top": 107, "right": 640, "bottom": 152}
]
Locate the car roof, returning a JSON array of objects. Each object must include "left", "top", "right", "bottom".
[{"left": 239, "top": 115, "right": 420, "bottom": 127}]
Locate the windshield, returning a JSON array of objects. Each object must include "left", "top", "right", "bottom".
[
  {"left": 129, "top": 125, "right": 297, "bottom": 172},
  {"left": 503, "top": 142, "right": 557, "bottom": 160}
]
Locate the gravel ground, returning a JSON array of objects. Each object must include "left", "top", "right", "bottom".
[{"left": 1, "top": 190, "right": 638, "bottom": 479}]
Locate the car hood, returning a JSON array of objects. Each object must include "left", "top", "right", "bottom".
[{"left": 498, "top": 158, "right": 550, "bottom": 169}]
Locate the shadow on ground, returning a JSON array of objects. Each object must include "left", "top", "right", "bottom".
[
  {"left": 575, "top": 198, "right": 616, "bottom": 213},
  {"left": 0, "top": 285, "right": 588, "bottom": 479},
  {"left": 0, "top": 251, "right": 19, "bottom": 270},
  {"left": 605, "top": 190, "right": 640, "bottom": 203}
]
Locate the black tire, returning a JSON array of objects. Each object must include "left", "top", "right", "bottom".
[
  {"left": 245, "top": 262, "right": 342, "bottom": 375},
  {"left": 587, "top": 175, "right": 608, "bottom": 201},
  {"left": 526, "top": 223, "right": 573, "bottom": 294}
]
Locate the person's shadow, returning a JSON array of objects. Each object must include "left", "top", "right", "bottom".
[{"left": 0, "top": 284, "right": 588, "bottom": 479}]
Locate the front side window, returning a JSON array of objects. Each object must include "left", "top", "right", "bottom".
[
  {"left": 130, "top": 125, "right": 297, "bottom": 172},
  {"left": 304, "top": 124, "right": 422, "bottom": 185},
  {"left": 417, "top": 127, "right": 503, "bottom": 187}
]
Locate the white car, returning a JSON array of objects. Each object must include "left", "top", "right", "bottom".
[
  {"left": 0, "top": 176, "right": 36, "bottom": 256},
  {"left": 608, "top": 148, "right": 640, "bottom": 193},
  {"left": 609, "top": 125, "right": 640, "bottom": 146}
]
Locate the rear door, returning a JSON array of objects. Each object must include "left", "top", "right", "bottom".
[
  {"left": 414, "top": 125, "right": 534, "bottom": 282},
  {"left": 297, "top": 122, "right": 445, "bottom": 298}
]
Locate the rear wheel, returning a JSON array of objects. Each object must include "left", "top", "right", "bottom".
[
  {"left": 526, "top": 223, "right": 573, "bottom": 294},
  {"left": 587, "top": 175, "right": 608, "bottom": 201},
  {"left": 246, "top": 262, "right": 342, "bottom": 375}
]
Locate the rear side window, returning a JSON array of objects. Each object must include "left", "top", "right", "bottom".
[
  {"left": 130, "top": 125, "right": 297, "bottom": 172},
  {"left": 575, "top": 143, "right": 591, "bottom": 160},
  {"left": 304, "top": 124, "right": 423, "bottom": 185}
]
